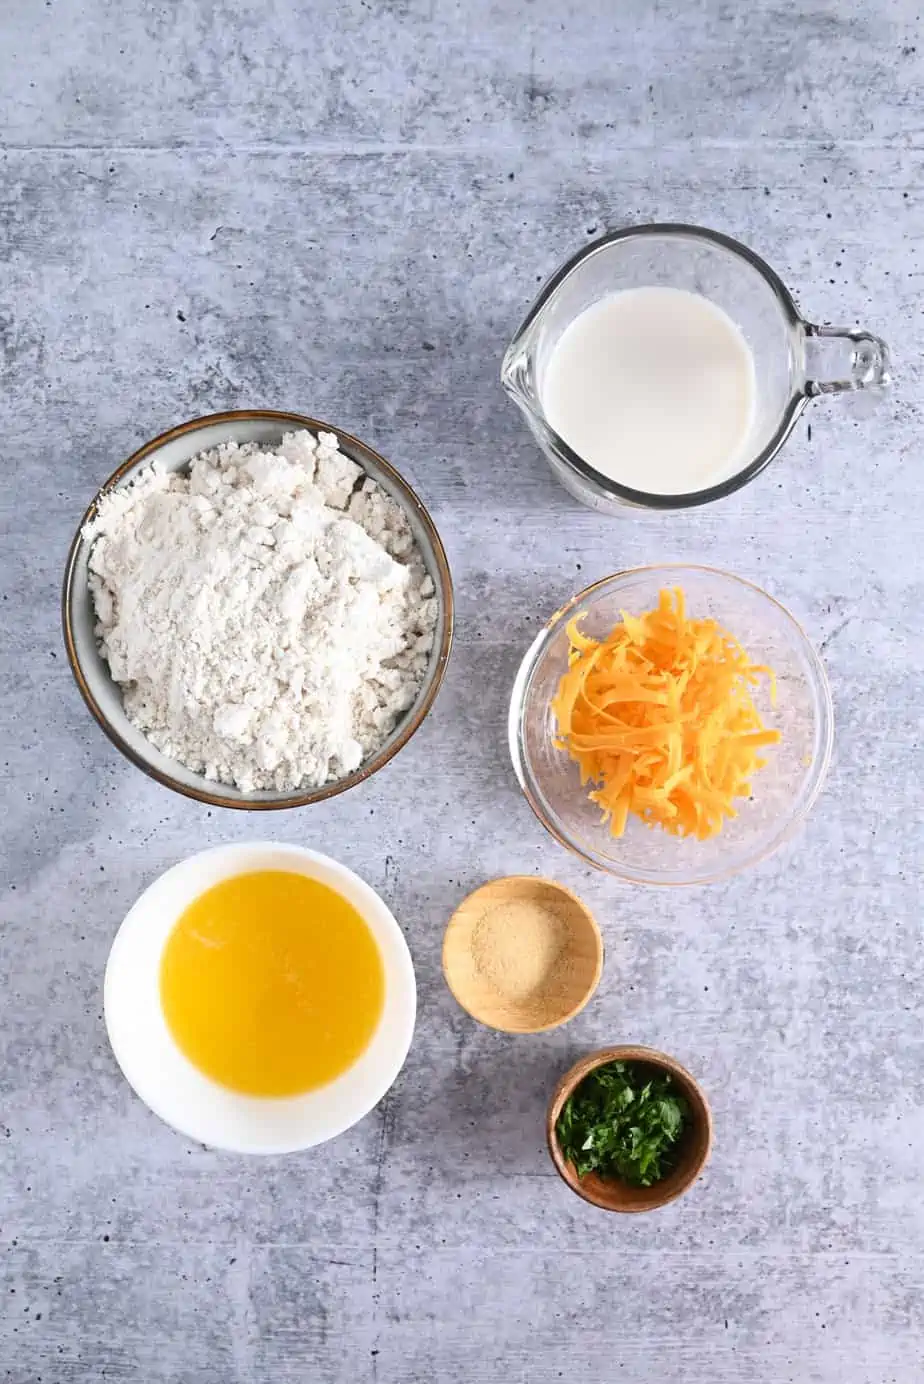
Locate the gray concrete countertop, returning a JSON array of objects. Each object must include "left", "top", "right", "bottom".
[{"left": 1, "top": 2, "right": 921, "bottom": 1380}]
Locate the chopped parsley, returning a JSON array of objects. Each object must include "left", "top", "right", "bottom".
[{"left": 555, "top": 1060, "right": 689, "bottom": 1187}]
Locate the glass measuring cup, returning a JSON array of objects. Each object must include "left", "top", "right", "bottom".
[{"left": 501, "top": 224, "right": 890, "bottom": 513}]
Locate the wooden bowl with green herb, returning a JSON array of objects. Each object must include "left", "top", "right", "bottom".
[{"left": 546, "top": 1046, "right": 712, "bottom": 1213}]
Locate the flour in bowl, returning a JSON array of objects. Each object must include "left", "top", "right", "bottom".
[{"left": 85, "top": 430, "right": 439, "bottom": 792}]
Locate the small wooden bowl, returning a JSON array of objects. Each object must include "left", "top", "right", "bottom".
[
  {"left": 547, "top": 1046, "right": 713, "bottom": 1212},
  {"left": 442, "top": 876, "right": 603, "bottom": 1034}
]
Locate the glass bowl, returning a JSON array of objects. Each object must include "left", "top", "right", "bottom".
[
  {"left": 63, "top": 410, "right": 453, "bottom": 810},
  {"left": 508, "top": 565, "right": 833, "bottom": 886}
]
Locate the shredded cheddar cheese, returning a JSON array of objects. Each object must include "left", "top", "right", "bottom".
[{"left": 551, "top": 587, "right": 780, "bottom": 841}]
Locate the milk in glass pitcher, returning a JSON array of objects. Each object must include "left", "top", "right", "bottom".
[{"left": 501, "top": 224, "right": 890, "bottom": 514}]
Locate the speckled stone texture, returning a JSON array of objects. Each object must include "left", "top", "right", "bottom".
[{"left": 1, "top": 1, "right": 922, "bottom": 1380}]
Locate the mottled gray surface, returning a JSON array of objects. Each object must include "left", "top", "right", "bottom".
[{"left": 1, "top": 0, "right": 922, "bottom": 1380}]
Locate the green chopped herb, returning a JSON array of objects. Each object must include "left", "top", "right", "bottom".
[{"left": 555, "top": 1060, "right": 689, "bottom": 1187}]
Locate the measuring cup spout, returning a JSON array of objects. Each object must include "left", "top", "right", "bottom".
[
  {"left": 500, "top": 338, "right": 536, "bottom": 414},
  {"left": 802, "top": 323, "right": 891, "bottom": 396}
]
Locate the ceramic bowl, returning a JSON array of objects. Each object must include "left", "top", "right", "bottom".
[
  {"left": 63, "top": 409, "right": 453, "bottom": 809},
  {"left": 104, "top": 842, "right": 416, "bottom": 1154},
  {"left": 547, "top": 1045, "right": 713, "bottom": 1212},
  {"left": 509, "top": 564, "right": 833, "bottom": 885}
]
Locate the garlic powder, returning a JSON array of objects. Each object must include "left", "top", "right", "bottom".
[{"left": 85, "top": 430, "right": 438, "bottom": 792}]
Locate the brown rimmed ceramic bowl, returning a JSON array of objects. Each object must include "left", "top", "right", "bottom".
[
  {"left": 62, "top": 409, "right": 453, "bottom": 809},
  {"left": 546, "top": 1045, "right": 713, "bottom": 1213}
]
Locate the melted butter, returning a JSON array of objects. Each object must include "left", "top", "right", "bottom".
[{"left": 160, "top": 870, "right": 384, "bottom": 1097}]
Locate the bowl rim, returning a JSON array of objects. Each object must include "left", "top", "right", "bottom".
[
  {"left": 103, "top": 842, "right": 417, "bottom": 1154},
  {"left": 509, "top": 563, "right": 835, "bottom": 886},
  {"left": 441, "top": 874, "right": 604, "bottom": 1034},
  {"left": 62, "top": 408, "right": 454, "bottom": 810},
  {"left": 546, "top": 1044, "right": 714, "bottom": 1212}
]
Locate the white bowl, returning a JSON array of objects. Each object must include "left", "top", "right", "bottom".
[{"left": 104, "top": 843, "right": 416, "bottom": 1154}]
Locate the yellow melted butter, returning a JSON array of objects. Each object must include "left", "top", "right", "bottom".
[{"left": 160, "top": 870, "right": 385, "bottom": 1098}]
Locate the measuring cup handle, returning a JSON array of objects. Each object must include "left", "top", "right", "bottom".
[{"left": 803, "top": 323, "right": 891, "bottom": 396}]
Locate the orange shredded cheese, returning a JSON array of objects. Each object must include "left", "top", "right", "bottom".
[{"left": 551, "top": 587, "right": 781, "bottom": 841}]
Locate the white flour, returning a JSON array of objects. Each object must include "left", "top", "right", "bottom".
[{"left": 85, "top": 430, "right": 438, "bottom": 792}]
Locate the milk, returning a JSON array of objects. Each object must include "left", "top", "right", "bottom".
[{"left": 540, "top": 286, "right": 757, "bottom": 495}]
